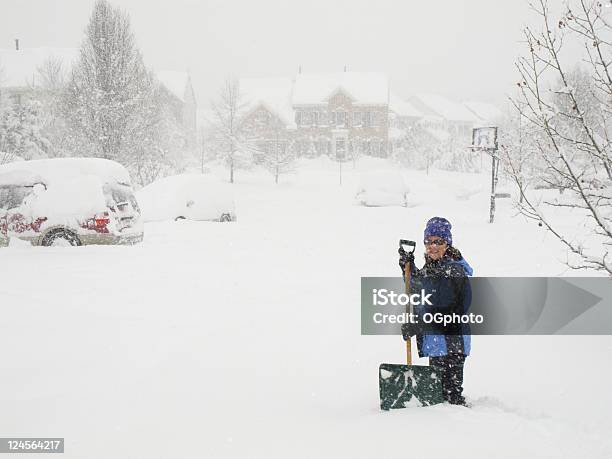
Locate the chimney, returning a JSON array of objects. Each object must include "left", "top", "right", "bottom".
[
  {"left": 15, "top": 38, "right": 19, "bottom": 51},
  {"left": 298, "top": 65, "right": 302, "bottom": 74}
]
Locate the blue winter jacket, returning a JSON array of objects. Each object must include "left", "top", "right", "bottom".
[{"left": 408, "top": 252, "right": 473, "bottom": 357}]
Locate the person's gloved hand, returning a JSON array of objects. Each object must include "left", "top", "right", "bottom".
[
  {"left": 401, "top": 323, "right": 418, "bottom": 341},
  {"left": 398, "top": 246, "right": 414, "bottom": 272}
]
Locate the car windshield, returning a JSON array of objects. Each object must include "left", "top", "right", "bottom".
[{"left": 0, "top": 185, "right": 31, "bottom": 210}]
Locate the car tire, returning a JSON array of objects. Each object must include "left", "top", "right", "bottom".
[
  {"left": 219, "top": 213, "right": 232, "bottom": 222},
  {"left": 175, "top": 216, "right": 186, "bottom": 221},
  {"left": 41, "top": 229, "right": 81, "bottom": 247}
]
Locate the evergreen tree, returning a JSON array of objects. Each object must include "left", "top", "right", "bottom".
[
  {"left": 0, "top": 100, "right": 49, "bottom": 161},
  {"left": 64, "top": 0, "right": 159, "bottom": 164}
]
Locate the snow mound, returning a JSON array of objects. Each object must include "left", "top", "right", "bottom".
[
  {"left": 355, "top": 170, "right": 409, "bottom": 207},
  {"left": 136, "top": 174, "right": 236, "bottom": 222}
]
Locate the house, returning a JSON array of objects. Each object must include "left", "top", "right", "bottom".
[
  {"left": 0, "top": 45, "right": 197, "bottom": 142},
  {"left": 238, "top": 71, "right": 391, "bottom": 159},
  {"left": 388, "top": 93, "right": 424, "bottom": 153},
  {"left": 409, "top": 93, "right": 479, "bottom": 138},
  {"left": 463, "top": 101, "right": 504, "bottom": 126},
  {"left": 292, "top": 72, "right": 389, "bottom": 158},
  {"left": 156, "top": 70, "right": 198, "bottom": 142},
  {"left": 389, "top": 93, "right": 423, "bottom": 127},
  {"left": 239, "top": 77, "right": 296, "bottom": 161},
  {"left": 0, "top": 46, "right": 77, "bottom": 105}
]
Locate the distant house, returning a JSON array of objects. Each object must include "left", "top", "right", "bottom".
[
  {"left": 0, "top": 46, "right": 197, "bottom": 146},
  {"left": 388, "top": 93, "right": 424, "bottom": 153},
  {"left": 409, "top": 93, "right": 479, "bottom": 138},
  {"left": 0, "top": 46, "right": 77, "bottom": 105},
  {"left": 156, "top": 70, "right": 197, "bottom": 142},
  {"left": 238, "top": 72, "right": 391, "bottom": 159},
  {"left": 239, "top": 77, "right": 296, "bottom": 161},
  {"left": 389, "top": 93, "right": 423, "bottom": 127},
  {"left": 463, "top": 101, "right": 504, "bottom": 126},
  {"left": 292, "top": 72, "right": 389, "bottom": 158}
]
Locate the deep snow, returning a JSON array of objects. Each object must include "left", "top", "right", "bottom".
[{"left": 1, "top": 158, "right": 610, "bottom": 458}]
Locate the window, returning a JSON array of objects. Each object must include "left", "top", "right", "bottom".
[
  {"left": 254, "top": 110, "right": 270, "bottom": 125},
  {"left": 353, "top": 112, "right": 362, "bottom": 127},
  {"left": 302, "top": 112, "right": 312, "bottom": 125},
  {"left": 370, "top": 112, "right": 379, "bottom": 127},
  {"left": 9, "top": 93, "right": 23, "bottom": 106},
  {"left": 0, "top": 185, "right": 31, "bottom": 210},
  {"left": 335, "top": 111, "right": 347, "bottom": 127},
  {"left": 295, "top": 112, "right": 302, "bottom": 126},
  {"left": 312, "top": 111, "right": 319, "bottom": 126}
]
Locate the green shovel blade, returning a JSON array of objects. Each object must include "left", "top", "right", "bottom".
[{"left": 379, "top": 363, "right": 445, "bottom": 410}]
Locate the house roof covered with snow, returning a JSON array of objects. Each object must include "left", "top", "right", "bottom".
[
  {"left": 410, "top": 93, "right": 478, "bottom": 123},
  {"left": 0, "top": 47, "right": 78, "bottom": 88},
  {"left": 389, "top": 93, "right": 423, "bottom": 118},
  {"left": 463, "top": 101, "right": 504, "bottom": 125},
  {"left": 156, "top": 70, "right": 193, "bottom": 102},
  {"left": 239, "top": 77, "right": 296, "bottom": 127},
  {"left": 292, "top": 72, "right": 389, "bottom": 106}
]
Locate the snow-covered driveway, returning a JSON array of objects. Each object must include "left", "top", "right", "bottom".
[{"left": 1, "top": 161, "right": 610, "bottom": 458}]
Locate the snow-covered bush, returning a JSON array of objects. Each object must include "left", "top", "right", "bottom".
[{"left": 0, "top": 100, "right": 49, "bottom": 161}]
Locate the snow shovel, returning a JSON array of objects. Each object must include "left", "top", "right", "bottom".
[{"left": 378, "top": 239, "right": 445, "bottom": 410}]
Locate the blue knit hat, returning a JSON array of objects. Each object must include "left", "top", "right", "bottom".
[{"left": 424, "top": 217, "right": 452, "bottom": 245}]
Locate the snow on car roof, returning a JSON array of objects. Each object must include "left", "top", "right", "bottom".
[
  {"left": 0, "top": 158, "right": 132, "bottom": 187},
  {"left": 0, "top": 47, "right": 78, "bottom": 88},
  {"left": 292, "top": 72, "right": 389, "bottom": 106}
]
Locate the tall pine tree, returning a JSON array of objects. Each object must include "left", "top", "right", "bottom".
[{"left": 64, "top": 0, "right": 159, "bottom": 164}]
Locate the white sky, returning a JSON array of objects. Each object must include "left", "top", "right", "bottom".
[{"left": 0, "top": 0, "right": 552, "bottom": 107}]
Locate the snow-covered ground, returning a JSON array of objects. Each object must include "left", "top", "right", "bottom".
[{"left": 1, "top": 158, "right": 610, "bottom": 458}]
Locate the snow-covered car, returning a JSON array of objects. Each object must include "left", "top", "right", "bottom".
[
  {"left": 355, "top": 170, "right": 410, "bottom": 207},
  {"left": 0, "top": 158, "right": 143, "bottom": 247},
  {"left": 136, "top": 174, "right": 236, "bottom": 223}
]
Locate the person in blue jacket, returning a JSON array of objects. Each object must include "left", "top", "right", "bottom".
[{"left": 398, "top": 217, "right": 473, "bottom": 406}]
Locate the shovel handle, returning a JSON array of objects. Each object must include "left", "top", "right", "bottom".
[
  {"left": 406, "top": 338, "right": 412, "bottom": 366},
  {"left": 404, "top": 260, "right": 413, "bottom": 366}
]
